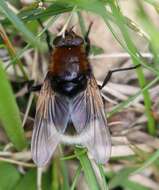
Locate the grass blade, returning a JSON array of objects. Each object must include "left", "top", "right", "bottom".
[
  {"left": 106, "top": 1, "right": 156, "bottom": 135},
  {"left": 108, "top": 76, "right": 159, "bottom": 117},
  {"left": 75, "top": 148, "right": 100, "bottom": 190},
  {"left": 52, "top": 158, "right": 59, "bottom": 190},
  {"left": 0, "top": 61, "right": 27, "bottom": 150},
  {"left": 70, "top": 166, "right": 81, "bottom": 190},
  {"left": 98, "top": 164, "right": 109, "bottom": 190},
  {"left": 0, "top": 25, "right": 28, "bottom": 80},
  {"left": 0, "top": 0, "right": 40, "bottom": 48},
  {"left": 15, "top": 169, "right": 36, "bottom": 190},
  {"left": 60, "top": 147, "right": 70, "bottom": 190},
  {"left": 0, "top": 163, "right": 20, "bottom": 190},
  {"left": 12, "top": 2, "right": 73, "bottom": 22},
  {"left": 132, "top": 149, "right": 159, "bottom": 175}
]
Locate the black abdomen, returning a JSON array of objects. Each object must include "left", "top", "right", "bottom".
[{"left": 48, "top": 73, "right": 88, "bottom": 97}]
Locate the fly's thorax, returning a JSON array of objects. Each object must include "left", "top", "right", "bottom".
[
  {"left": 47, "top": 70, "right": 91, "bottom": 97},
  {"left": 47, "top": 30, "right": 92, "bottom": 97},
  {"left": 49, "top": 45, "right": 89, "bottom": 76}
]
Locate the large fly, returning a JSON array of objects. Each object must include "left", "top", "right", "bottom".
[{"left": 30, "top": 24, "right": 139, "bottom": 167}]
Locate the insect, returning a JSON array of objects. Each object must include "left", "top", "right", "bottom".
[{"left": 31, "top": 24, "right": 139, "bottom": 167}]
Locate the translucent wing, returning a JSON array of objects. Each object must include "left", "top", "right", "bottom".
[
  {"left": 31, "top": 76, "right": 70, "bottom": 166},
  {"left": 71, "top": 76, "right": 111, "bottom": 164}
]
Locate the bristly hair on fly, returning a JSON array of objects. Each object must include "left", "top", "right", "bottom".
[{"left": 31, "top": 26, "right": 111, "bottom": 167}]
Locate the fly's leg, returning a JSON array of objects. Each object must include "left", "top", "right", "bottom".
[
  {"left": 38, "top": 19, "right": 53, "bottom": 53},
  {"left": 29, "top": 84, "right": 42, "bottom": 92},
  {"left": 85, "top": 22, "right": 93, "bottom": 56},
  {"left": 99, "top": 64, "right": 141, "bottom": 90},
  {"left": 26, "top": 80, "right": 42, "bottom": 92}
]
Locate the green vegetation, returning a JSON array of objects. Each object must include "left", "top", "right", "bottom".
[{"left": 0, "top": 0, "right": 158, "bottom": 189}]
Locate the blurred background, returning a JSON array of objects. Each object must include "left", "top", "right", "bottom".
[{"left": 0, "top": 0, "right": 159, "bottom": 189}]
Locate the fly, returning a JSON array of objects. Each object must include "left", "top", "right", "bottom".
[{"left": 30, "top": 23, "right": 140, "bottom": 166}]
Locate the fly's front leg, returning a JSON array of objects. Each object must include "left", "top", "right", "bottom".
[
  {"left": 26, "top": 80, "right": 42, "bottom": 93},
  {"left": 99, "top": 64, "right": 141, "bottom": 90},
  {"left": 28, "top": 84, "right": 42, "bottom": 92}
]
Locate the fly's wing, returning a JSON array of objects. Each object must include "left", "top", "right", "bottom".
[
  {"left": 31, "top": 77, "right": 70, "bottom": 166},
  {"left": 71, "top": 76, "right": 111, "bottom": 164}
]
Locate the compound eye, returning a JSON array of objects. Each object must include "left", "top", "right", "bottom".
[{"left": 53, "top": 36, "right": 63, "bottom": 47}]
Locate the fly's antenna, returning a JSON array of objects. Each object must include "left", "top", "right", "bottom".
[{"left": 38, "top": 19, "right": 53, "bottom": 53}]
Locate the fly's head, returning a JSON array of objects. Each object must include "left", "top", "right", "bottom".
[{"left": 53, "top": 30, "right": 84, "bottom": 48}]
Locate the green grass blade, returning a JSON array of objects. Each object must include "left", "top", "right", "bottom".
[
  {"left": 98, "top": 164, "right": 109, "bottom": 190},
  {"left": 132, "top": 149, "right": 159, "bottom": 175},
  {"left": 110, "top": 167, "right": 149, "bottom": 190},
  {"left": 0, "top": 61, "right": 27, "bottom": 150},
  {"left": 109, "top": 167, "right": 137, "bottom": 189},
  {"left": 6, "top": 16, "right": 58, "bottom": 70},
  {"left": 0, "top": 25, "right": 29, "bottom": 80},
  {"left": 136, "top": 1, "right": 159, "bottom": 67},
  {"left": 15, "top": 169, "right": 36, "bottom": 190},
  {"left": 61, "top": 0, "right": 106, "bottom": 15},
  {"left": 70, "top": 166, "right": 81, "bottom": 190},
  {"left": 0, "top": 0, "right": 41, "bottom": 48},
  {"left": 52, "top": 159, "right": 59, "bottom": 190},
  {"left": 75, "top": 148, "right": 100, "bottom": 190},
  {"left": 60, "top": 147, "right": 70, "bottom": 190},
  {"left": 1, "top": 2, "right": 73, "bottom": 26},
  {"left": 60, "top": 160, "right": 70, "bottom": 190},
  {"left": 106, "top": 1, "right": 156, "bottom": 135},
  {"left": 14, "top": 2, "right": 73, "bottom": 22},
  {"left": 0, "top": 163, "right": 21, "bottom": 190},
  {"left": 15, "top": 168, "right": 52, "bottom": 190},
  {"left": 107, "top": 76, "right": 159, "bottom": 117},
  {"left": 122, "top": 179, "right": 150, "bottom": 190}
]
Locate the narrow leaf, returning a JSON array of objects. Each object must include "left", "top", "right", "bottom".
[
  {"left": 132, "top": 149, "right": 159, "bottom": 175},
  {"left": 0, "top": 0, "right": 40, "bottom": 48},
  {"left": 15, "top": 169, "right": 36, "bottom": 190},
  {"left": 0, "top": 163, "right": 20, "bottom": 190},
  {"left": 0, "top": 61, "right": 27, "bottom": 150},
  {"left": 75, "top": 148, "right": 100, "bottom": 190}
]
